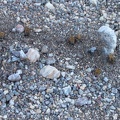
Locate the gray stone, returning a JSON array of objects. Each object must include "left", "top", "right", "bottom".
[
  {"left": 86, "top": 68, "right": 92, "bottom": 72},
  {"left": 6, "top": 94, "right": 11, "bottom": 101},
  {"left": 11, "top": 50, "right": 20, "bottom": 57},
  {"left": 67, "top": 117, "right": 73, "bottom": 120},
  {"left": 45, "top": 2, "right": 55, "bottom": 11},
  {"left": 66, "top": 65, "right": 75, "bottom": 70},
  {"left": 88, "top": 47, "right": 96, "bottom": 53},
  {"left": 63, "top": 85, "right": 71, "bottom": 96},
  {"left": 112, "top": 88, "right": 118, "bottom": 94},
  {"left": 41, "top": 45, "right": 48, "bottom": 53},
  {"left": 9, "top": 99, "right": 14, "bottom": 106},
  {"left": 19, "top": 50, "right": 27, "bottom": 59},
  {"left": 75, "top": 97, "right": 90, "bottom": 106},
  {"left": 46, "top": 57, "right": 56, "bottom": 65},
  {"left": 103, "top": 77, "right": 109, "bottom": 82},
  {"left": 11, "top": 56, "right": 20, "bottom": 62},
  {"left": 39, "top": 86, "right": 47, "bottom": 92},
  {"left": 8, "top": 73, "right": 21, "bottom": 81}
]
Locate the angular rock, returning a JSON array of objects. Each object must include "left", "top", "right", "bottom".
[
  {"left": 15, "top": 24, "right": 24, "bottom": 33},
  {"left": 89, "top": 0, "right": 98, "bottom": 6},
  {"left": 98, "top": 26, "right": 117, "bottom": 55},
  {"left": 41, "top": 45, "right": 48, "bottom": 53},
  {"left": 45, "top": 2, "right": 55, "bottom": 11},
  {"left": 46, "top": 57, "right": 56, "bottom": 65},
  {"left": 16, "top": 69, "right": 22, "bottom": 75},
  {"left": 63, "top": 85, "right": 71, "bottom": 96},
  {"left": 19, "top": 50, "right": 27, "bottom": 59},
  {"left": 8, "top": 73, "right": 21, "bottom": 81},
  {"left": 40, "top": 65, "right": 60, "bottom": 79},
  {"left": 11, "top": 50, "right": 20, "bottom": 57},
  {"left": 88, "top": 47, "right": 96, "bottom": 54},
  {"left": 26, "top": 48, "right": 40, "bottom": 62}
]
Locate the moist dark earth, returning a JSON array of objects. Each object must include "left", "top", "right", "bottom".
[{"left": 0, "top": 0, "right": 120, "bottom": 120}]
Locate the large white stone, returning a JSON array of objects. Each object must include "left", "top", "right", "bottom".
[
  {"left": 26, "top": 48, "right": 40, "bottom": 62},
  {"left": 40, "top": 65, "right": 60, "bottom": 79},
  {"left": 98, "top": 26, "right": 117, "bottom": 55}
]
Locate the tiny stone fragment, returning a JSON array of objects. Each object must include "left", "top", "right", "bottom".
[{"left": 15, "top": 24, "right": 24, "bottom": 33}]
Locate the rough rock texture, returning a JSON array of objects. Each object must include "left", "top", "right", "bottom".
[{"left": 98, "top": 26, "right": 117, "bottom": 55}]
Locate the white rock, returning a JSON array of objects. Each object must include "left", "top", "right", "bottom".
[
  {"left": 45, "top": 2, "right": 55, "bottom": 11},
  {"left": 16, "top": 69, "right": 22, "bottom": 75},
  {"left": 33, "top": 28, "right": 42, "bottom": 33},
  {"left": 80, "top": 84, "right": 86, "bottom": 90},
  {"left": 19, "top": 50, "right": 27, "bottom": 59},
  {"left": 15, "top": 24, "right": 24, "bottom": 33},
  {"left": 61, "top": 72, "right": 66, "bottom": 77},
  {"left": 98, "top": 26, "right": 117, "bottom": 55},
  {"left": 8, "top": 73, "right": 21, "bottom": 81},
  {"left": 3, "top": 115, "right": 7, "bottom": 119},
  {"left": 12, "top": 28, "right": 16, "bottom": 32},
  {"left": 9, "top": 99, "right": 14, "bottom": 106},
  {"left": 40, "top": 65, "right": 60, "bottom": 79},
  {"left": 46, "top": 108, "right": 50, "bottom": 114},
  {"left": 4, "top": 90, "right": 9, "bottom": 95},
  {"left": 26, "top": 48, "right": 40, "bottom": 62},
  {"left": 16, "top": 17, "right": 20, "bottom": 22}
]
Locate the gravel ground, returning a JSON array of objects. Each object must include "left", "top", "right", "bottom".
[{"left": 0, "top": 0, "right": 120, "bottom": 120}]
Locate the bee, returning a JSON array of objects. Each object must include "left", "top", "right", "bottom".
[
  {"left": 68, "top": 35, "right": 76, "bottom": 44},
  {"left": 75, "top": 33, "right": 81, "bottom": 40},
  {"left": 24, "top": 26, "right": 30, "bottom": 36},
  {"left": 68, "top": 34, "right": 82, "bottom": 44},
  {"left": 0, "top": 32, "right": 5, "bottom": 39},
  {"left": 93, "top": 68, "right": 101, "bottom": 76},
  {"left": 107, "top": 54, "right": 115, "bottom": 64}
]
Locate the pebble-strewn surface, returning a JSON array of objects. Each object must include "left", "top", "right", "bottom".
[{"left": 0, "top": 0, "right": 120, "bottom": 120}]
